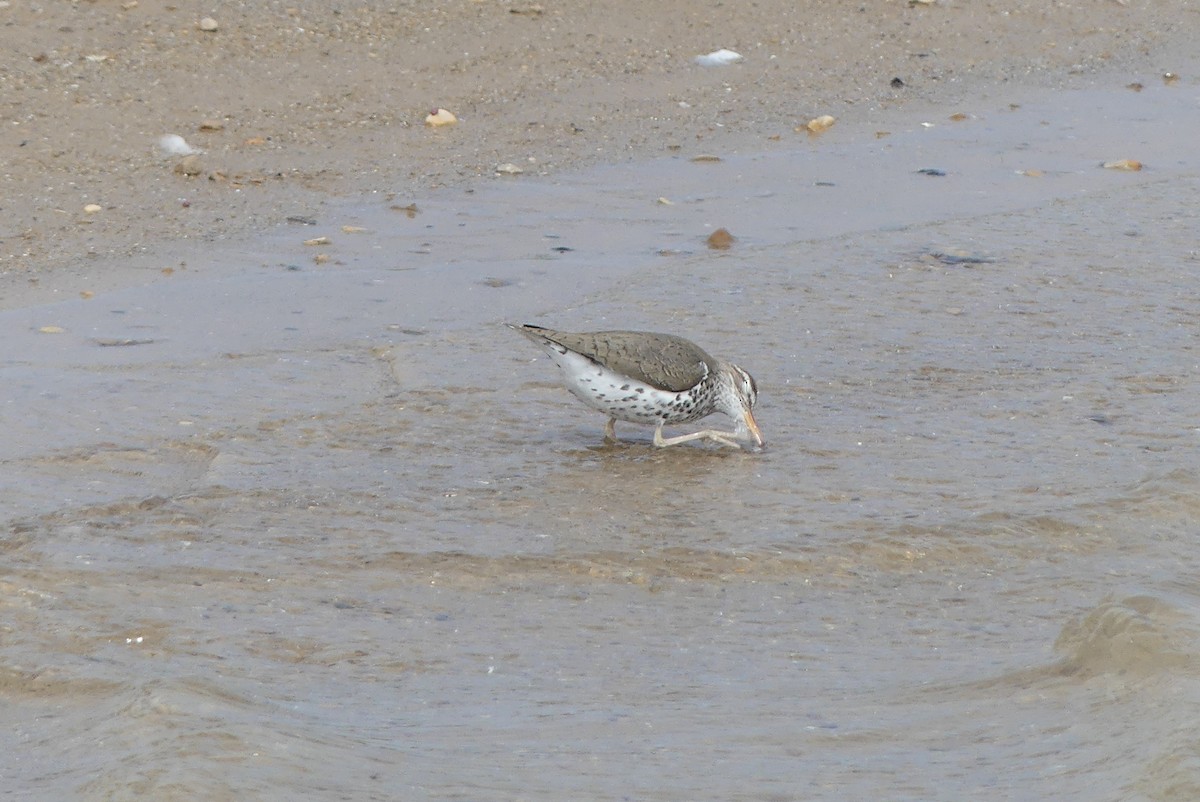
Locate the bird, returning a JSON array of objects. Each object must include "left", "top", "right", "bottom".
[{"left": 509, "top": 323, "right": 764, "bottom": 449}]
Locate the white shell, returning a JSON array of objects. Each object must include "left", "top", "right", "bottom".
[
  {"left": 805, "top": 114, "right": 836, "bottom": 133},
  {"left": 694, "top": 48, "right": 743, "bottom": 67},
  {"left": 424, "top": 108, "right": 457, "bottom": 127},
  {"left": 158, "top": 134, "right": 198, "bottom": 156}
]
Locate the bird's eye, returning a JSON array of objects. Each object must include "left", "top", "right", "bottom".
[{"left": 742, "top": 371, "right": 757, "bottom": 405}]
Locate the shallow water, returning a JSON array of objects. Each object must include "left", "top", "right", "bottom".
[{"left": 5, "top": 79, "right": 1200, "bottom": 800}]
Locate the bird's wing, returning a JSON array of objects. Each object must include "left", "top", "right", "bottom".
[{"left": 518, "top": 326, "right": 713, "bottom": 393}]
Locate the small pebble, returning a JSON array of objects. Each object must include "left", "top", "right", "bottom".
[
  {"left": 929, "top": 251, "right": 993, "bottom": 266},
  {"left": 83, "top": 204, "right": 102, "bottom": 213},
  {"left": 199, "top": 17, "right": 218, "bottom": 31},
  {"left": 706, "top": 228, "right": 736, "bottom": 250},
  {"left": 495, "top": 163, "right": 524, "bottom": 175},
  {"left": 173, "top": 155, "right": 203, "bottom": 176}
]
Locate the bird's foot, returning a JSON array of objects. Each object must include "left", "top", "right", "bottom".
[{"left": 653, "top": 426, "right": 754, "bottom": 450}]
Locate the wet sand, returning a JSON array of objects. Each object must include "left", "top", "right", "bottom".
[{"left": 6, "top": 2, "right": 1200, "bottom": 801}]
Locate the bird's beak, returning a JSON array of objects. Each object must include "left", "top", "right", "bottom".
[{"left": 739, "top": 408, "right": 765, "bottom": 448}]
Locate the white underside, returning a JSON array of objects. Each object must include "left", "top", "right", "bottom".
[{"left": 544, "top": 346, "right": 698, "bottom": 425}]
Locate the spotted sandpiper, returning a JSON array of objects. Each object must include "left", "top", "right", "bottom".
[{"left": 510, "top": 323, "right": 765, "bottom": 449}]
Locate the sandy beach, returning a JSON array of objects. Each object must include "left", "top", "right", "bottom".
[{"left": 2, "top": 0, "right": 1196, "bottom": 305}]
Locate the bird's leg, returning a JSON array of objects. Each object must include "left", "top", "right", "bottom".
[
  {"left": 604, "top": 417, "right": 619, "bottom": 443},
  {"left": 653, "top": 423, "right": 743, "bottom": 449}
]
